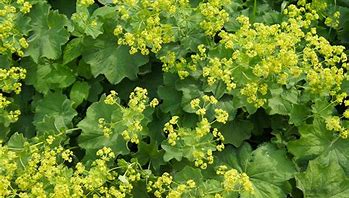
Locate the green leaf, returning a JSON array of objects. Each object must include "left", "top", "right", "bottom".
[
  {"left": 338, "top": 6, "right": 349, "bottom": 44},
  {"left": 26, "top": 3, "right": 70, "bottom": 62},
  {"left": 8, "top": 133, "right": 26, "bottom": 150},
  {"left": 158, "top": 85, "right": 182, "bottom": 114},
  {"left": 288, "top": 118, "right": 349, "bottom": 174},
  {"left": 97, "top": 0, "right": 113, "bottom": 5},
  {"left": 204, "top": 95, "right": 237, "bottom": 122},
  {"left": 220, "top": 119, "right": 253, "bottom": 147},
  {"left": 35, "top": 115, "right": 65, "bottom": 136},
  {"left": 267, "top": 88, "right": 292, "bottom": 116},
  {"left": 48, "top": 0, "right": 76, "bottom": 17},
  {"left": 296, "top": 157, "right": 349, "bottom": 198},
  {"left": 311, "top": 98, "right": 335, "bottom": 118},
  {"left": 77, "top": 98, "right": 129, "bottom": 159},
  {"left": 70, "top": 81, "right": 90, "bottom": 108},
  {"left": 175, "top": 78, "right": 203, "bottom": 113},
  {"left": 34, "top": 92, "right": 77, "bottom": 130},
  {"left": 162, "top": 133, "right": 216, "bottom": 163},
  {"left": 162, "top": 144, "right": 184, "bottom": 162},
  {"left": 11, "top": 113, "right": 36, "bottom": 139},
  {"left": 288, "top": 119, "right": 333, "bottom": 161},
  {"left": 174, "top": 166, "right": 203, "bottom": 183},
  {"left": 63, "top": 38, "right": 83, "bottom": 64},
  {"left": 71, "top": 7, "right": 104, "bottom": 39},
  {"left": 289, "top": 104, "right": 311, "bottom": 126},
  {"left": 82, "top": 34, "right": 149, "bottom": 84},
  {"left": 87, "top": 79, "right": 103, "bottom": 102},
  {"left": 0, "top": 125, "right": 10, "bottom": 142},
  {"left": 24, "top": 60, "right": 76, "bottom": 94},
  {"left": 134, "top": 141, "right": 165, "bottom": 172},
  {"left": 218, "top": 143, "right": 296, "bottom": 198}
]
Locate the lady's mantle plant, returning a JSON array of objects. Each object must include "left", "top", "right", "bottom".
[{"left": 1, "top": 0, "right": 349, "bottom": 197}]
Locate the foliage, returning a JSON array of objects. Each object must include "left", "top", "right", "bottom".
[{"left": 0, "top": 0, "right": 349, "bottom": 197}]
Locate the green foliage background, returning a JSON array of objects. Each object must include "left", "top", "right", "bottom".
[{"left": 1, "top": 0, "right": 349, "bottom": 197}]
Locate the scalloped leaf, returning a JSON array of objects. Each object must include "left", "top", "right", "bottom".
[
  {"left": 26, "top": 2, "right": 70, "bottom": 62},
  {"left": 82, "top": 34, "right": 149, "bottom": 84}
]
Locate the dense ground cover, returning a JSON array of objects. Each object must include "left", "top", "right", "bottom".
[{"left": 1, "top": 0, "right": 349, "bottom": 197}]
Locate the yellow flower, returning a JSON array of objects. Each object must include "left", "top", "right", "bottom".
[
  {"left": 78, "top": 0, "right": 94, "bottom": 6},
  {"left": 325, "top": 116, "right": 342, "bottom": 131},
  {"left": 214, "top": 109, "right": 229, "bottom": 123},
  {"left": 344, "top": 110, "right": 349, "bottom": 119},
  {"left": 150, "top": 98, "right": 159, "bottom": 108},
  {"left": 190, "top": 98, "right": 200, "bottom": 109},
  {"left": 104, "top": 90, "right": 118, "bottom": 105}
]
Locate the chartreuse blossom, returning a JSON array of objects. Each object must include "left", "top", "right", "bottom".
[
  {"left": 163, "top": 95, "right": 227, "bottom": 169},
  {"left": 157, "top": 3, "right": 348, "bottom": 111},
  {"left": 77, "top": 0, "right": 94, "bottom": 7},
  {"left": 0, "top": 67, "right": 26, "bottom": 128},
  {"left": 102, "top": 88, "right": 158, "bottom": 144},
  {"left": 146, "top": 172, "right": 197, "bottom": 198},
  {"left": 198, "top": 0, "right": 231, "bottom": 36},
  {"left": 150, "top": 98, "right": 159, "bottom": 108},
  {"left": 113, "top": 0, "right": 185, "bottom": 55},
  {"left": 216, "top": 165, "right": 254, "bottom": 194},
  {"left": 113, "top": 0, "right": 232, "bottom": 55},
  {"left": 0, "top": 133, "right": 153, "bottom": 197},
  {"left": 325, "top": 115, "right": 349, "bottom": 139},
  {"left": 71, "top": 0, "right": 102, "bottom": 39},
  {"left": 98, "top": 118, "right": 113, "bottom": 137},
  {"left": 0, "top": 0, "right": 31, "bottom": 56},
  {"left": 104, "top": 90, "right": 118, "bottom": 105},
  {"left": 0, "top": 67, "right": 26, "bottom": 94}
]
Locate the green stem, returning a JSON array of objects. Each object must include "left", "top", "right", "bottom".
[{"left": 253, "top": 0, "right": 257, "bottom": 18}]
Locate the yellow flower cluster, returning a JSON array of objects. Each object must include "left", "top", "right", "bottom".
[
  {"left": 122, "top": 87, "right": 149, "bottom": 144},
  {"left": 0, "top": 67, "right": 26, "bottom": 127},
  {"left": 198, "top": 0, "right": 231, "bottom": 36},
  {"left": 163, "top": 115, "right": 179, "bottom": 146},
  {"left": 160, "top": 51, "right": 197, "bottom": 79},
  {"left": 147, "top": 172, "right": 173, "bottom": 198},
  {"left": 150, "top": 98, "right": 159, "bottom": 108},
  {"left": 103, "top": 88, "right": 158, "bottom": 144},
  {"left": 324, "top": 11, "right": 340, "bottom": 29},
  {"left": 0, "top": 67, "right": 26, "bottom": 94},
  {"left": 162, "top": 95, "right": 226, "bottom": 168},
  {"left": 193, "top": 149, "right": 214, "bottom": 169},
  {"left": 77, "top": 0, "right": 95, "bottom": 7},
  {"left": 166, "top": 180, "right": 196, "bottom": 198},
  {"left": 190, "top": 95, "right": 226, "bottom": 147},
  {"left": 0, "top": 93, "right": 11, "bottom": 109},
  {"left": 300, "top": 0, "right": 340, "bottom": 29},
  {"left": 7, "top": 109, "right": 21, "bottom": 122},
  {"left": 98, "top": 118, "right": 113, "bottom": 137},
  {"left": 0, "top": 0, "right": 31, "bottom": 56},
  {"left": 202, "top": 57, "right": 237, "bottom": 91},
  {"left": 104, "top": 90, "right": 118, "bottom": 105},
  {"left": 240, "top": 82, "right": 268, "bottom": 108},
  {"left": 163, "top": 113, "right": 223, "bottom": 169},
  {"left": 157, "top": 3, "right": 348, "bottom": 110},
  {"left": 190, "top": 95, "right": 228, "bottom": 123},
  {"left": 114, "top": 0, "right": 185, "bottom": 55},
  {"left": 218, "top": 4, "right": 347, "bottom": 107},
  {"left": 214, "top": 109, "right": 229, "bottom": 124},
  {"left": 128, "top": 87, "right": 149, "bottom": 113},
  {"left": 0, "top": 144, "right": 17, "bottom": 197},
  {"left": 147, "top": 172, "right": 196, "bottom": 198},
  {"left": 61, "top": 149, "right": 74, "bottom": 162},
  {"left": 0, "top": 135, "right": 153, "bottom": 198},
  {"left": 325, "top": 116, "right": 349, "bottom": 139},
  {"left": 216, "top": 166, "right": 254, "bottom": 194}
]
